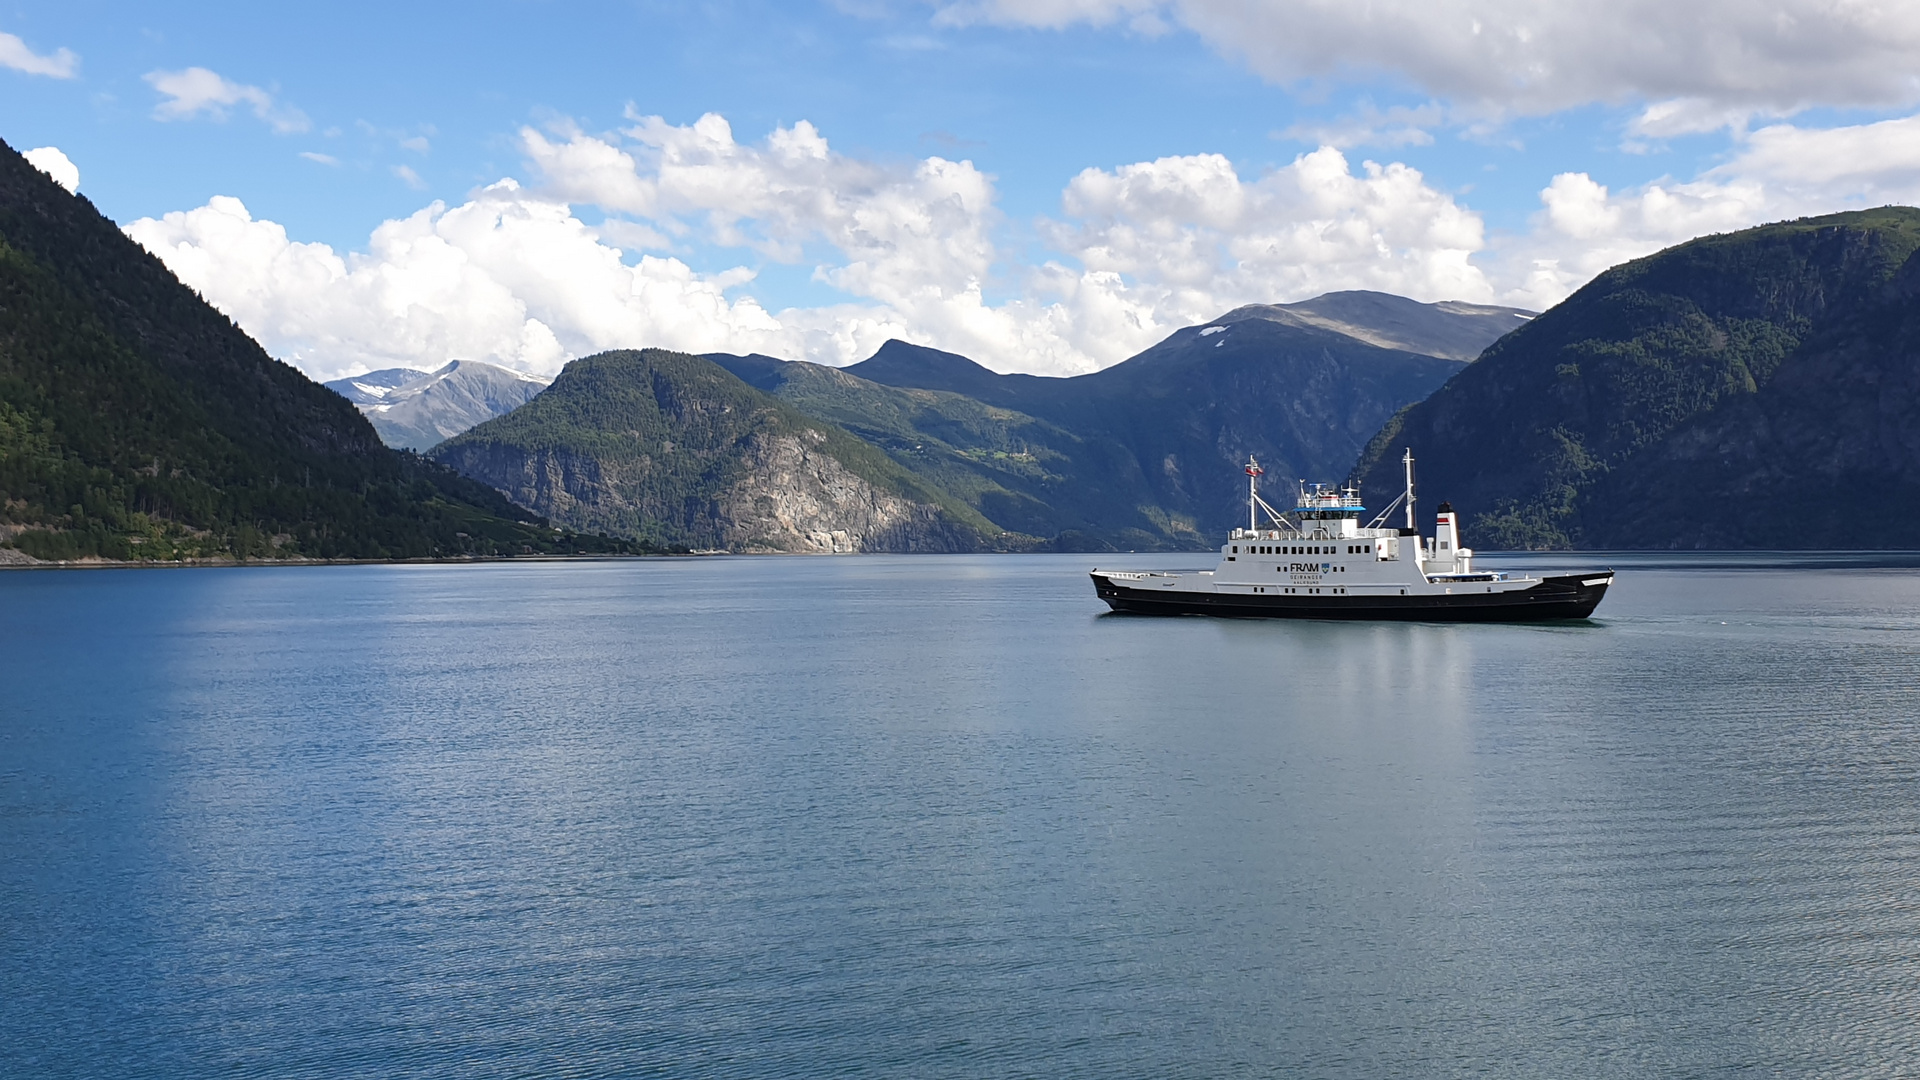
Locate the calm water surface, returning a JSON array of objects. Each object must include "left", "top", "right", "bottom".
[{"left": 3, "top": 553, "right": 1919, "bottom": 1078}]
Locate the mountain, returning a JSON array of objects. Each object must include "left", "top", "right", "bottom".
[
  {"left": 326, "top": 367, "right": 430, "bottom": 405},
  {"left": 1231, "top": 291, "right": 1534, "bottom": 361},
  {"left": 1350, "top": 208, "right": 1920, "bottom": 549},
  {"left": 0, "top": 137, "right": 632, "bottom": 562},
  {"left": 429, "top": 349, "right": 1000, "bottom": 552},
  {"left": 1041, "top": 318, "right": 1473, "bottom": 534},
  {"left": 708, "top": 352, "right": 1186, "bottom": 549},
  {"left": 327, "top": 360, "right": 550, "bottom": 451},
  {"left": 807, "top": 298, "right": 1493, "bottom": 544},
  {"left": 837, "top": 341, "right": 1053, "bottom": 409}
]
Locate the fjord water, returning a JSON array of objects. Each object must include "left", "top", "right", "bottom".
[{"left": 4, "top": 555, "right": 1919, "bottom": 1078}]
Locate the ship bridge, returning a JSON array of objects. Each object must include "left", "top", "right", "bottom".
[{"left": 1295, "top": 484, "right": 1365, "bottom": 519}]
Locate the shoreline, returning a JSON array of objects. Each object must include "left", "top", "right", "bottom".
[
  {"left": 0, "top": 551, "right": 675, "bottom": 571},
  {"left": 11, "top": 548, "right": 1920, "bottom": 573}
]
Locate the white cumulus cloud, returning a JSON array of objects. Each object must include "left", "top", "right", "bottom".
[
  {"left": 124, "top": 109, "right": 1920, "bottom": 381},
  {"left": 1050, "top": 147, "right": 1492, "bottom": 318},
  {"left": 23, "top": 146, "right": 79, "bottom": 192},
  {"left": 938, "top": 0, "right": 1920, "bottom": 122},
  {"left": 0, "top": 30, "right": 77, "bottom": 78},
  {"left": 123, "top": 183, "right": 799, "bottom": 383},
  {"left": 127, "top": 114, "right": 1499, "bottom": 379},
  {"left": 1492, "top": 114, "right": 1920, "bottom": 308},
  {"left": 145, "top": 67, "right": 310, "bottom": 134}
]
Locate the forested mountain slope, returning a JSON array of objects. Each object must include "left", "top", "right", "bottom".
[
  {"left": 0, "top": 138, "right": 625, "bottom": 561},
  {"left": 1350, "top": 208, "right": 1920, "bottom": 549}
]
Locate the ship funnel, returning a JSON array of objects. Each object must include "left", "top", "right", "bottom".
[{"left": 1432, "top": 500, "right": 1460, "bottom": 572}]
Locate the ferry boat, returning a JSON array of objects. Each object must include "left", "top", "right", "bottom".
[{"left": 1090, "top": 450, "right": 1612, "bottom": 621}]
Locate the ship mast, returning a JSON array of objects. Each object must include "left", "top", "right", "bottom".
[
  {"left": 1245, "top": 456, "right": 1264, "bottom": 532},
  {"left": 1402, "top": 448, "right": 1417, "bottom": 532}
]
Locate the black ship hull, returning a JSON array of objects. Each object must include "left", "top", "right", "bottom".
[{"left": 1092, "top": 571, "right": 1611, "bottom": 622}]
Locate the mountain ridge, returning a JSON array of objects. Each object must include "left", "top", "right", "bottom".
[{"left": 1217, "top": 291, "right": 1535, "bottom": 361}]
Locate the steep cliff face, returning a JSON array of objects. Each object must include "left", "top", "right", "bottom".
[
  {"left": 431, "top": 349, "right": 994, "bottom": 552},
  {"left": 449, "top": 427, "right": 975, "bottom": 552},
  {"left": 717, "top": 429, "right": 977, "bottom": 552}
]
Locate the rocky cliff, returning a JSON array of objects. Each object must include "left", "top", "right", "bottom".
[{"left": 430, "top": 349, "right": 995, "bottom": 552}]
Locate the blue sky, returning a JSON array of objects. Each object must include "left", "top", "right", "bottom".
[{"left": 9, "top": 1, "right": 1920, "bottom": 377}]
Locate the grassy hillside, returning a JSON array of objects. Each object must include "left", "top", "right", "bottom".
[{"left": 0, "top": 137, "right": 633, "bottom": 561}]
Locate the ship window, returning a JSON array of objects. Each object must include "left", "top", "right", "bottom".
[{"left": 1231, "top": 546, "right": 1237, "bottom": 553}]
